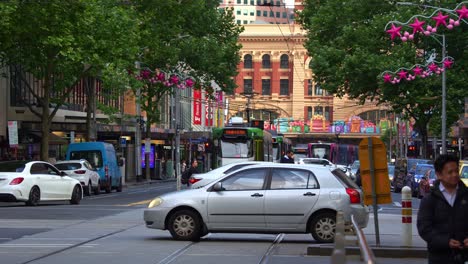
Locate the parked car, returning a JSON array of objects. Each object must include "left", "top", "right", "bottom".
[
  {"left": 189, "top": 161, "right": 272, "bottom": 189},
  {"left": 350, "top": 160, "right": 360, "bottom": 180},
  {"left": 55, "top": 160, "right": 100, "bottom": 196},
  {"left": 0, "top": 161, "right": 83, "bottom": 206},
  {"left": 460, "top": 161, "right": 468, "bottom": 187},
  {"left": 144, "top": 164, "right": 369, "bottom": 243},
  {"left": 66, "top": 142, "right": 123, "bottom": 193}
]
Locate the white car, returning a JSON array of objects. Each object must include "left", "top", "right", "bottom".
[
  {"left": 299, "top": 158, "right": 349, "bottom": 172},
  {"left": 0, "top": 161, "right": 83, "bottom": 206},
  {"left": 189, "top": 161, "right": 272, "bottom": 189},
  {"left": 55, "top": 160, "right": 100, "bottom": 196},
  {"left": 144, "top": 164, "right": 369, "bottom": 243}
]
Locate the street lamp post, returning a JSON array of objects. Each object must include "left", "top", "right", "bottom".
[
  {"left": 383, "top": 2, "right": 467, "bottom": 155},
  {"left": 334, "top": 126, "right": 342, "bottom": 166}
]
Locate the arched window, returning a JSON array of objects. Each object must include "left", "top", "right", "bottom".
[
  {"left": 280, "top": 54, "right": 289, "bottom": 68},
  {"left": 262, "top": 54, "right": 271, "bottom": 68},
  {"left": 244, "top": 54, "right": 252, "bottom": 69}
]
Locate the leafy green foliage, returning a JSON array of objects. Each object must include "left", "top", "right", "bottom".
[{"left": 299, "top": 0, "right": 466, "bottom": 156}]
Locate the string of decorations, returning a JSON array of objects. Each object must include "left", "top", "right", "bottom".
[{"left": 381, "top": 57, "right": 454, "bottom": 84}]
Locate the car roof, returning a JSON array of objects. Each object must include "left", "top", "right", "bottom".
[{"left": 56, "top": 160, "right": 86, "bottom": 164}]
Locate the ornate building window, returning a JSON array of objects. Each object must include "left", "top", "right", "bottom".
[
  {"left": 261, "top": 79, "right": 271, "bottom": 95},
  {"left": 243, "top": 79, "right": 253, "bottom": 94},
  {"left": 262, "top": 54, "right": 271, "bottom": 68},
  {"left": 280, "top": 79, "right": 289, "bottom": 96},
  {"left": 244, "top": 54, "right": 252, "bottom": 69},
  {"left": 307, "top": 79, "right": 313, "bottom": 96},
  {"left": 315, "top": 83, "right": 323, "bottom": 96},
  {"left": 280, "top": 54, "right": 289, "bottom": 69}
]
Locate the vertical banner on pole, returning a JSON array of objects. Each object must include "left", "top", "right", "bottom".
[
  {"left": 7, "top": 121, "right": 18, "bottom": 147},
  {"left": 193, "top": 90, "right": 202, "bottom": 125}
]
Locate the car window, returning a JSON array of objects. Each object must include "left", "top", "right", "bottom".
[
  {"left": 270, "top": 169, "right": 317, "bottom": 189},
  {"left": 0, "top": 161, "right": 27, "bottom": 172},
  {"left": 70, "top": 151, "right": 103, "bottom": 168},
  {"left": 461, "top": 167, "right": 468, "bottom": 179},
  {"left": 332, "top": 169, "right": 359, "bottom": 189},
  {"left": 30, "top": 163, "right": 48, "bottom": 175},
  {"left": 223, "top": 164, "right": 253, "bottom": 175},
  {"left": 55, "top": 163, "right": 81, "bottom": 171},
  {"left": 84, "top": 161, "right": 94, "bottom": 170},
  {"left": 46, "top": 164, "right": 60, "bottom": 175},
  {"left": 221, "top": 168, "right": 267, "bottom": 191}
]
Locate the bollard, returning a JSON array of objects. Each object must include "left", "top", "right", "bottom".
[
  {"left": 402, "top": 186, "right": 412, "bottom": 247},
  {"left": 330, "top": 211, "right": 346, "bottom": 264}
]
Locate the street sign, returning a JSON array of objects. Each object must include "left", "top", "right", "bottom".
[
  {"left": 359, "top": 137, "right": 392, "bottom": 205},
  {"left": 120, "top": 137, "right": 127, "bottom": 147}
]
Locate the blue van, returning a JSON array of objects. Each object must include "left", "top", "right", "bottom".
[{"left": 66, "top": 142, "right": 122, "bottom": 193}]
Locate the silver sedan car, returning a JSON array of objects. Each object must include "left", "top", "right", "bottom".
[{"left": 144, "top": 164, "right": 369, "bottom": 243}]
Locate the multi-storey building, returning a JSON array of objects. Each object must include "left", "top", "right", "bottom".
[{"left": 219, "top": 0, "right": 295, "bottom": 25}]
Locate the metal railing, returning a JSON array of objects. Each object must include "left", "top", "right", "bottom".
[
  {"left": 330, "top": 212, "right": 376, "bottom": 264},
  {"left": 351, "top": 214, "right": 376, "bottom": 264}
]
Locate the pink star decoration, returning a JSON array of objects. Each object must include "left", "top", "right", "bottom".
[
  {"left": 443, "top": 59, "right": 454, "bottom": 69},
  {"left": 428, "top": 63, "right": 438, "bottom": 72},
  {"left": 398, "top": 70, "right": 408, "bottom": 80},
  {"left": 432, "top": 12, "right": 449, "bottom": 28},
  {"left": 457, "top": 5, "right": 468, "bottom": 20},
  {"left": 383, "top": 73, "right": 392, "bottom": 83},
  {"left": 413, "top": 66, "right": 423, "bottom": 76},
  {"left": 410, "top": 18, "right": 425, "bottom": 34},
  {"left": 386, "top": 24, "right": 402, "bottom": 40}
]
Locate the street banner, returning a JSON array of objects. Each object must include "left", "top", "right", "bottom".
[
  {"left": 193, "top": 90, "right": 201, "bottom": 125},
  {"left": 7, "top": 121, "right": 18, "bottom": 147}
]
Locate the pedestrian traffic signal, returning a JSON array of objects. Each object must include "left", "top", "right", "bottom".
[
  {"left": 407, "top": 145, "right": 417, "bottom": 157},
  {"left": 204, "top": 142, "right": 212, "bottom": 153}
]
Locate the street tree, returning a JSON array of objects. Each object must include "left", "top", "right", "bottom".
[
  {"left": 132, "top": 0, "right": 243, "bottom": 177},
  {"left": 299, "top": 0, "right": 467, "bottom": 158},
  {"left": 0, "top": 0, "right": 140, "bottom": 160}
]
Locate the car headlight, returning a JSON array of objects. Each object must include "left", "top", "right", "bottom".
[{"left": 148, "top": 197, "right": 163, "bottom": 208}]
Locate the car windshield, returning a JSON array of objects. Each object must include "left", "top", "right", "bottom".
[
  {"left": 461, "top": 166, "right": 468, "bottom": 179},
  {"left": 408, "top": 159, "right": 430, "bottom": 172},
  {"left": 0, "top": 161, "right": 28, "bottom": 172},
  {"left": 55, "top": 163, "right": 82, "bottom": 171},
  {"left": 388, "top": 165, "right": 395, "bottom": 175},
  {"left": 70, "top": 151, "right": 103, "bottom": 168},
  {"left": 220, "top": 140, "right": 251, "bottom": 158}
]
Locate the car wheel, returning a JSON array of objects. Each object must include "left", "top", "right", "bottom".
[
  {"left": 105, "top": 177, "right": 112, "bottom": 193},
  {"left": 93, "top": 181, "right": 101, "bottom": 195},
  {"left": 168, "top": 210, "right": 202, "bottom": 241},
  {"left": 70, "top": 185, "right": 82, "bottom": 205},
  {"left": 26, "top": 186, "right": 40, "bottom": 206},
  {"left": 116, "top": 177, "right": 123, "bottom": 192},
  {"left": 310, "top": 212, "right": 336, "bottom": 243},
  {"left": 84, "top": 181, "right": 92, "bottom": 196}
]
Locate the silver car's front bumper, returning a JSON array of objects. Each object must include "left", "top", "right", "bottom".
[{"left": 143, "top": 207, "right": 171, "bottom": 230}]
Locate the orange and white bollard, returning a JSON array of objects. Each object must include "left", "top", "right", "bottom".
[{"left": 402, "top": 186, "right": 412, "bottom": 247}]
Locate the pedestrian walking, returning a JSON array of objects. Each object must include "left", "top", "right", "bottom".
[
  {"left": 280, "top": 150, "right": 295, "bottom": 164},
  {"left": 418, "top": 170, "right": 431, "bottom": 198},
  {"left": 417, "top": 154, "right": 468, "bottom": 264},
  {"left": 181, "top": 158, "right": 199, "bottom": 187}
]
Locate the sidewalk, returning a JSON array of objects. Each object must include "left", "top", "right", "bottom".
[{"left": 308, "top": 213, "right": 428, "bottom": 259}]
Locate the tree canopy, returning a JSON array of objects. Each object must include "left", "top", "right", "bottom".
[{"left": 299, "top": 0, "right": 467, "bottom": 157}]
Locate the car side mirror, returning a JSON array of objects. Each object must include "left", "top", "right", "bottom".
[
  {"left": 212, "top": 182, "right": 224, "bottom": 192},
  {"left": 60, "top": 171, "right": 67, "bottom": 177}
]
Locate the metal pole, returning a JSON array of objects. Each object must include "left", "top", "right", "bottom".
[
  {"left": 396, "top": 117, "right": 400, "bottom": 158},
  {"left": 175, "top": 88, "right": 181, "bottom": 191},
  {"left": 389, "top": 118, "right": 393, "bottom": 161},
  {"left": 405, "top": 120, "right": 409, "bottom": 158},
  {"left": 441, "top": 34, "right": 447, "bottom": 155},
  {"left": 135, "top": 62, "right": 142, "bottom": 181},
  {"left": 368, "top": 137, "right": 381, "bottom": 246}
]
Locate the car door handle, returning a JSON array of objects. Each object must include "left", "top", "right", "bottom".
[
  {"left": 251, "top": 193, "right": 264, "bottom": 197},
  {"left": 303, "top": 192, "right": 316, "bottom": 196}
]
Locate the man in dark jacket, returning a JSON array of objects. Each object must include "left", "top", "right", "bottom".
[
  {"left": 182, "top": 158, "right": 199, "bottom": 186},
  {"left": 280, "top": 150, "right": 295, "bottom": 164},
  {"left": 417, "top": 154, "right": 468, "bottom": 264}
]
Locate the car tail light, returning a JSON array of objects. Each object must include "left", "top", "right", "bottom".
[
  {"left": 74, "top": 170, "right": 86, "bottom": 174},
  {"left": 105, "top": 165, "right": 109, "bottom": 178},
  {"left": 346, "top": 188, "right": 361, "bottom": 204},
  {"left": 9, "top": 177, "right": 24, "bottom": 185},
  {"left": 189, "top": 177, "right": 201, "bottom": 185}
]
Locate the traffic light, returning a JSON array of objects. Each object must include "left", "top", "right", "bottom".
[
  {"left": 204, "top": 142, "right": 212, "bottom": 153},
  {"left": 407, "top": 145, "right": 417, "bottom": 157}
]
